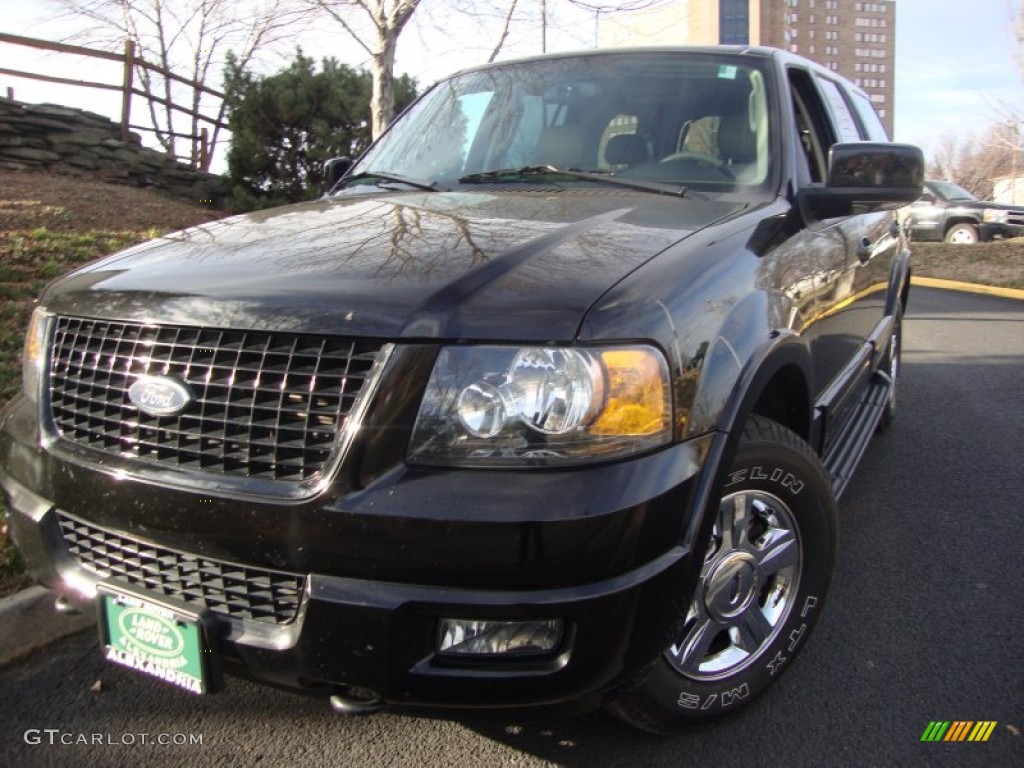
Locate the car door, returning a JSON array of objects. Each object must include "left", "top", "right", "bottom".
[
  {"left": 783, "top": 67, "right": 878, "bottom": 454},
  {"left": 817, "top": 75, "right": 901, "bottom": 362}
]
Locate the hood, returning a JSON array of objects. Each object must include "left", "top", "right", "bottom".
[
  {"left": 947, "top": 199, "right": 1024, "bottom": 214},
  {"left": 43, "top": 189, "right": 743, "bottom": 341}
]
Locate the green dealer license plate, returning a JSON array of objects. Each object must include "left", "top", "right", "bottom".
[{"left": 98, "top": 585, "right": 220, "bottom": 694}]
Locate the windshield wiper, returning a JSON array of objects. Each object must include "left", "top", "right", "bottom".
[
  {"left": 337, "top": 171, "right": 439, "bottom": 192},
  {"left": 458, "top": 165, "right": 700, "bottom": 199}
]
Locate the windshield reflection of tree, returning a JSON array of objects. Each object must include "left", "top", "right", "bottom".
[{"left": 133, "top": 193, "right": 681, "bottom": 289}]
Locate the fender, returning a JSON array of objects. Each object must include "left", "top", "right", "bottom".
[
  {"left": 675, "top": 331, "right": 813, "bottom": 601},
  {"left": 685, "top": 287, "right": 814, "bottom": 444}
]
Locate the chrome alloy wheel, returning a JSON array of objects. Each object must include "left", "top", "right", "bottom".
[{"left": 667, "top": 490, "right": 802, "bottom": 680}]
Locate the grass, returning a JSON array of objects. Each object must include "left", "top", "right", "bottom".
[
  {"left": 911, "top": 240, "right": 1024, "bottom": 290},
  {"left": 0, "top": 520, "right": 30, "bottom": 596},
  {"left": 0, "top": 224, "right": 171, "bottom": 597},
  {"left": 0, "top": 226, "right": 156, "bottom": 405},
  {"left": 0, "top": 171, "right": 225, "bottom": 597}
]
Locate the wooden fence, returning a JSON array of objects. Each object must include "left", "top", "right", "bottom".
[{"left": 0, "top": 32, "right": 226, "bottom": 171}]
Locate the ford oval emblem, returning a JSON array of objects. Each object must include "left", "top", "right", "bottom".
[{"left": 128, "top": 376, "right": 193, "bottom": 417}]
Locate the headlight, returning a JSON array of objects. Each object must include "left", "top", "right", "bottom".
[
  {"left": 408, "top": 344, "right": 671, "bottom": 465},
  {"left": 22, "top": 307, "right": 49, "bottom": 403},
  {"left": 983, "top": 209, "right": 1008, "bottom": 224}
]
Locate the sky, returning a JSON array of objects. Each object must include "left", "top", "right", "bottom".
[{"left": 0, "top": 0, "right": 1021, "bottom": 171}]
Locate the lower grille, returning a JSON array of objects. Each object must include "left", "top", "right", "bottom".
[{"left": 58, "top": 512, "right": 305, "bottom": 625}]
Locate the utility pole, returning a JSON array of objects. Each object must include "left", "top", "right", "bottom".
[{"left": 542, "top": 0, "right": 547, "bottom": 53}]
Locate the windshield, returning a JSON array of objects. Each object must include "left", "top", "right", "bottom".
[
  {"left": 348, "top": 52, "right": 773, "bottom": 194},
  {"left": 930, "top": 181, "right": 976, "bottom": 201}
]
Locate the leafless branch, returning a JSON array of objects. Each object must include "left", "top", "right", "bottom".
[{"left": 488, "top": 0, "right": 519, "bottom": 63}]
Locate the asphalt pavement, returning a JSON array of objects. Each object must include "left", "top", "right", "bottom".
[{"left": 0, "top": 286, "right": 1020, "bottom": 767}]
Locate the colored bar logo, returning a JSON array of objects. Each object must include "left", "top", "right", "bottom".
[{"left": 921, "top": 721, "right": 997, "bottom": 742}]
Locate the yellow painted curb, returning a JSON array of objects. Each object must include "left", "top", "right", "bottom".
[{"left": 910, "top": 276, "right": 1024, "bottom": 301}]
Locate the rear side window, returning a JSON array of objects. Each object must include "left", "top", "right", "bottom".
[
  {"left": 787, "top": 68, "right": 834, "bottom": 183},
  {"left": 848, "top": 90, "right": 889, "bottom": 141},
  {"left": 816, "top": 78, "right": 861, "bottom": 143}
]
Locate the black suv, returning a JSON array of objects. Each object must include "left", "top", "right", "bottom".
[
  {"left": 906, "top": 179, "right": 1024, "bottom": 243},
  {"left": 1, "top": 47, "right": 922, "bottom": 733}
]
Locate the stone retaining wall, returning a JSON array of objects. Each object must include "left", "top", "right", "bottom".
[{"left": 0, "top": 97, "right": 225, "bottom": 206}]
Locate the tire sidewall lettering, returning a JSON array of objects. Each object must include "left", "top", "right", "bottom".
[
  {"left": 669, "top": 592, "right": 821, "bottom": 711},
  {"left": 676, "top": 682, "right": 751, "bottom": 711},
  {"left": 725, "top": 465, "right": 805, "bottom": 495}
]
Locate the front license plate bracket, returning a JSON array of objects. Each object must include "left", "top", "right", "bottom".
[{"left": 97, "top": 583, "right": 223, "bottom": 694}]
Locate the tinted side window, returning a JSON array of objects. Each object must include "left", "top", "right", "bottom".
[
  {"left": 848, "top": 90, "right": 889, "bottom": 141},
  {"left": 788, "top": 68, "right": 835, "bottom": 183},
  {"left": 816, "top": 78, "right": 861, "bottom": 143}
]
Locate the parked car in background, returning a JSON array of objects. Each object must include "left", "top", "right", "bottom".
[{"left": 906, "top": 180, "right": 1024, "bottom": 243}]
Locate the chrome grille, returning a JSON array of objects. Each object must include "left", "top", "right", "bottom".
[
  {"left": 47, "top": 317, "right": 381, "bottom": 482},
  {"left": 58, "top": 512, "right": 305, "bottom": 625}
]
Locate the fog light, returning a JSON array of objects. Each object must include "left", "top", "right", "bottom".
[{"left": 437, "top": 618, "right": 563, "bottom": 656}]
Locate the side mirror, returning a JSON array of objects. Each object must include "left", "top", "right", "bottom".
[
  {"left": 323, "top": 156, "right": 352, "bottom": 193},
  {"left": 800, "top": 143, "right": 924, "bottom": 219}
]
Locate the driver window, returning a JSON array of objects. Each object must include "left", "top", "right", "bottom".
[{"left": 788, "top": 69, "right": 834, "bottom": 184}]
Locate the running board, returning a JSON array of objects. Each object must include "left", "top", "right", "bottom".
[{"left": 824, "top": 371, "right": 892, "bottom": 498}]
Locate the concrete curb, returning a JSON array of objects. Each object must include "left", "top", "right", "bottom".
[
  {"left": 0, "top": 584, "right": 94, "bottom": 667},
  {"left": 911, "top": 276, "right": 1024, "bottom": 300}
]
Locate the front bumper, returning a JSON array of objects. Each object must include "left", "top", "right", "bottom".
[
  {"left": 1, "top": 393, "right": 714, "bottom": 714},
  {"left": 980, "top": 222, "right": 1024, "bottom": 241}
]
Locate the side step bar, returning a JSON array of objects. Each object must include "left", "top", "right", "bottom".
[{"left": 824, "top": 371, "right": 892, "bottom": 498}]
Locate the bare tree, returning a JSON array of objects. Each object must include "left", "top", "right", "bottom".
[
  {"left": 310, "top": 0, "right": 423, "bottom": 140},
  {"left": 488, "top": 0, "right": 520, "bottom": 63},
  {"left": 927, "top": 124, "right": 1020, "bottom": 199},
  {"left": 311, "top": 0, "right": 676, "bottom": 141},
  {"left": 50, "top": 0, "right": 311, "bottom": 166}
]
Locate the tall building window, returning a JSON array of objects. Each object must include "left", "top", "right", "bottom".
[{"left": 719, "top": 0, "right": 749, "bottom": 44}]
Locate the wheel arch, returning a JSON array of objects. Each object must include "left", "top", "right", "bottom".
[
  {"left": 692, "top": 329, "right": 815, "bottom": 446},
  {"left": 680, "top": 331, "right": 816, "bottom": 555},
  {"left": 943, "top": 217, "right": 980, "bottom": 236}
]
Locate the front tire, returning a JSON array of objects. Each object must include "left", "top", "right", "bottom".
[
  {"left": 944, "top": 223, "right": 979, "bottom": 244},
  {"left": 607, "top": 416, "right": 837, "bottom": 733}
]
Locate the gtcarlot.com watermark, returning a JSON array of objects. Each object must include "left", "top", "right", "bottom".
[{"left": 24, "top": 729, "right": 203, "bottom": 747}]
